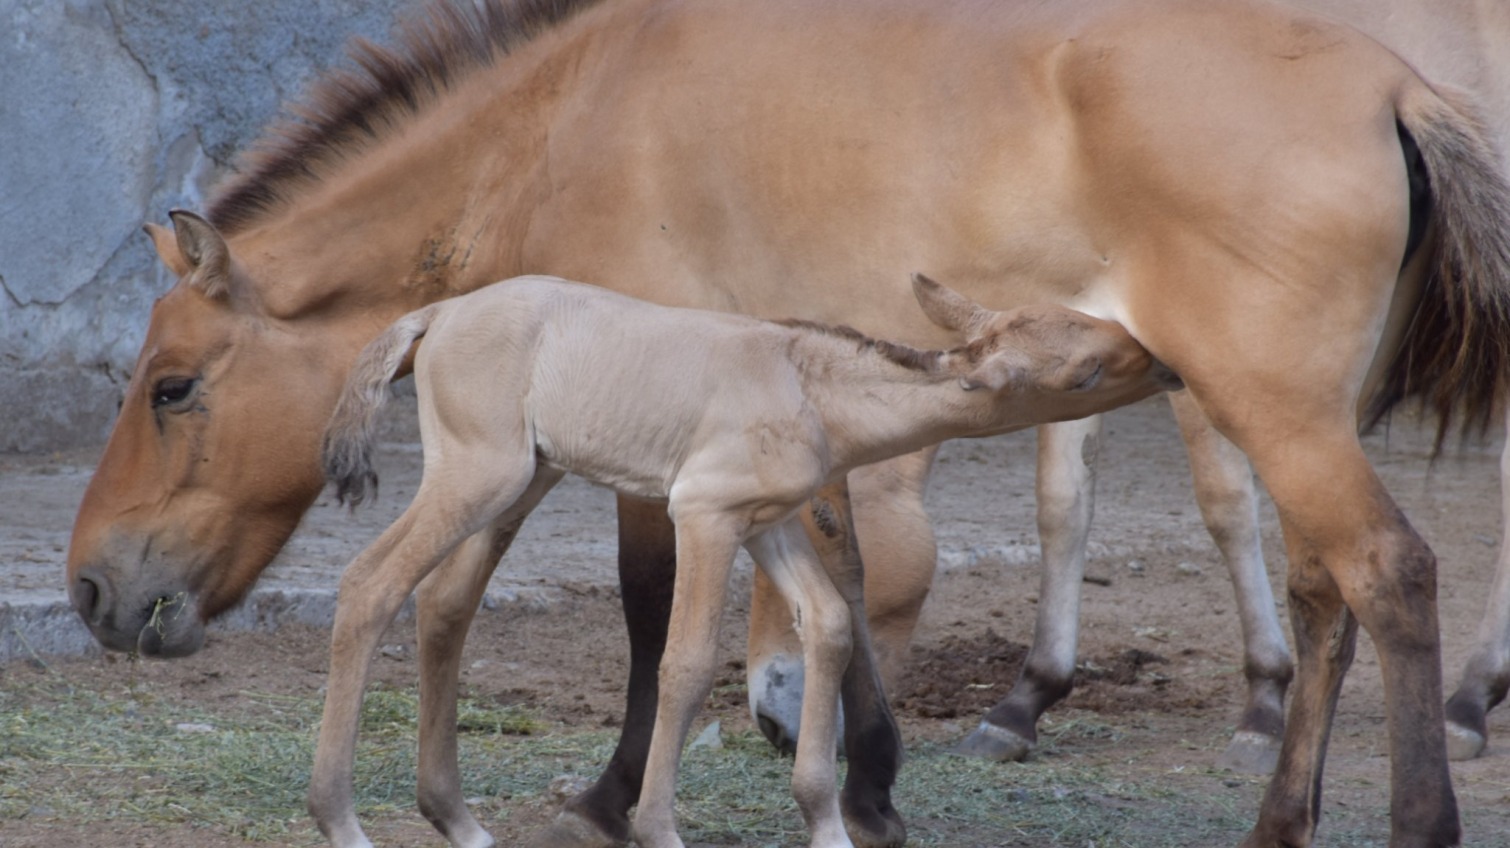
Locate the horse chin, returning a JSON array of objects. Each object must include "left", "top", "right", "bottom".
[{"left": 133, "top": 596, "right": 208, "bottom": 658}]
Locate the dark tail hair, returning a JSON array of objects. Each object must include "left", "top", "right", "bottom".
[
  {"left": 1367, "top": 86, "right": 1510, "bottom": 449},
  {"left": 322, "top": 304, "right": 440, "bottom": 506}
]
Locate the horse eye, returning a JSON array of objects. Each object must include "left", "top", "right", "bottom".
[{"left": 151, "top": 376, "right": 198, "bottom": 409}]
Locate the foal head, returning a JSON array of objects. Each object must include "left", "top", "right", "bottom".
[{"left": 912, "top": 273, "right": 1179, "bottom": 425}]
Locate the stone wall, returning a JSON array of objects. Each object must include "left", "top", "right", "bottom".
[{"left": 0, "top": 0, "right": 411, "bottom": 452}]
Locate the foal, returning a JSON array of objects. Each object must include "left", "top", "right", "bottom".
[{"left": 311, "top": 273, "right": 1173, "bottom": 848}]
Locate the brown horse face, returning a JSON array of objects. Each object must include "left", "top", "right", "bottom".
[{"left": 67, "top": 214, "right": 342, "bottom": 657}]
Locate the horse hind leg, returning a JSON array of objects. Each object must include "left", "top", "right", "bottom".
[
  {"left": 1236, "top": 430, "right": 1458, "bottom": 848},
  {"left": 415, "top": 468, "right": 563, "bottom": 848},
  {"left": 956, "top": 415, "right": 1102, "bottom": 762},
  {"left": 1443, "top": 414, "right": 1510, "bottom": 761},
  {"left": 1169, "top": 390, "right": 1292, "bottom": 775}
]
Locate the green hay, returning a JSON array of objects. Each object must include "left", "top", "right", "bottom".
[{"left": 0, "top": 673, "right": 1393, "bottom": 847}]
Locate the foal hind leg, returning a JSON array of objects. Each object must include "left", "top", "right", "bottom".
[
  {"left": 957, "top": 415, "right": 1102, "bottom": 762},
  {"left": 801, "top": 480, "right": 905, "bottom": 848},
  {"left": 1168, "top": 390, "right": 1292, "bottom": 774},
  {"left": 416, "top": 469, "right": 563, "bottom": 848},
  {"left": 1443, "top": 415, "right": 1510, "bottom": 761},
  {"left": 309, "top": 457, "right": 541, "bottom": 848}
]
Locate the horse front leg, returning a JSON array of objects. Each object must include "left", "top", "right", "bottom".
[
  {"left": 1444, "top": 413, "right": 1510, "bottom": 761},
  {"left": 529, "top": 495, "right": 676, "bottom": 848},
  {"left": 957, "top": 415, "right": 1101, "bottom": 761},
  {"left": 801, "top": 479, "right": 905, "bottom": 848},
  {"left": 1168, "top": 390, "right": 1292, "bottom": 774},
  {"left": 417, "top": 470, "right": 562, "bottom": 848}
]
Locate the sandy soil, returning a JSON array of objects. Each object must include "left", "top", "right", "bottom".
[{"left": 3, "top": 397, "right": 1510, "bottom": 846}]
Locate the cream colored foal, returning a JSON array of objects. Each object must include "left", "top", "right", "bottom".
[{"left": 310, "top": 273, "right": 1173, "bottom": 848}]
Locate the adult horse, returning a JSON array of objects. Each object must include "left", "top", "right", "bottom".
[
  {"left": 66, "top": 0, "right": 1510, "bottom": 846},
  {"left": 845, "top": 0, "right": 1510, "bottom": 771}
]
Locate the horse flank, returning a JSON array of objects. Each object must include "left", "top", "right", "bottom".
[
  {"left": 1374, "top": 88, "right": 1510, "bottom": 447},
  {"left": 322, "top": 304, "right": 441, "bottom": 507}
]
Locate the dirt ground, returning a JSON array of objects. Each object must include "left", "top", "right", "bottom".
[{"left": 4, "top": 397, "right": 1510, "bottom": 846}]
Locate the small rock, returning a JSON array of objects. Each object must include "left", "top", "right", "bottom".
[
  {"left": 379, "top": 644, "right": 407, "bottom": 660},
  {"left": 1175, "top": 561, "right": 1203, "bottom": 576},
  {"left": 175, "top": 722, "right": 215, "bottom": 734},
  {"left": 690, "top": 720, "right": 723, "bottom": 750},
  {"left": 1125, "top": 559, "right": 1146, "bottom": 573}
]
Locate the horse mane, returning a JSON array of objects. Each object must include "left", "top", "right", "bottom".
[
  {"left": 775, "top": 318, "right": 947, "bottom": 374},
  {"left": 207, "top": 0, "right": 607, "bottom": 235}
]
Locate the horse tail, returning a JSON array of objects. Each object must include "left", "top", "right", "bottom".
[
  {"left": 1368, "top": 85, "right": 1510, "bottom": 449},
  {"left": 322, "top": 304, "right": 441, "bottom": 507}
]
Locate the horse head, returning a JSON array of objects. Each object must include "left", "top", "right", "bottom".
[{"left": 66, "top": 211, "right": 354, "bottom": 657}]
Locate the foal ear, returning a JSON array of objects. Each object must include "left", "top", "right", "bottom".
[
  {"left": 912, "top": 273, "right": 991, "bottom": 335},
  {"left": 143, "top": 222, "right": 191, "bottom": 278},
  {"left": 168, "top": 209, "right": 232, "bottom": 299}
]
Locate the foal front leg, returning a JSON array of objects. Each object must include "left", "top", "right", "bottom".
[
  {"left": 801, "top": 480, "right": 905, "bottom": 848},
  {"left": 631, "top": 510, "right": 745, "bottom": 848},
  {"left": 528, "top": 495, "right": 676, "bottom": 848},
  {"left": 746, "top": 519, "right": 857, "bottom": 848}
]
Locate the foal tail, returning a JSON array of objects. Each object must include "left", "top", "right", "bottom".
[
  {"left": 322, "top": 304, "right": 442, "bottom": 507},
  {"left": 1372, "top": 86, "right": 1510, "bottom": 448}
]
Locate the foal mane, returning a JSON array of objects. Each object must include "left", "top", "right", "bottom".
[
  {"left": 775, "top": 318, "right": 947, "bottom": 374},
  {"left": 208, "top": 0, "right": 607, "bottom": 235}
]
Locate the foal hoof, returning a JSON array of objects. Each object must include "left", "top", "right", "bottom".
[
  {"left": 523, "top": 810, "right": 627, "bottom": 848},
  {"left": 1215, "top": 730, "right": 1281, "bottom": 775},
  {"left": 1446, "top": 720, "right": 1487, "bottom": 762},
  {"left": 952, "top": 721, "right": 1033, "bottom": 762}
]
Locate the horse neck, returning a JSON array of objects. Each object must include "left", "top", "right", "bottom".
[
  {"left": 789, "top": 331, "right": 994, "bottom": 472},
  {"left": 221, "top": 25, "right": 599, "bottom": 330}
]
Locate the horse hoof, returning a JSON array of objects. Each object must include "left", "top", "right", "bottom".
[
  {"left": 843, "top": 805, "right": 907, "bottom": 848},
  {"left": 952, "top": 721, "right": 1033, "bottom": 762},
  {"left": 523, "top": 810, "right": 627, "bottom": 848},
  {"left": 1446, "top": 720, "right": 1487, "bottom": 762},
  {"left": 1215, "top": 730, "right": 1281, "bottom": 774}
]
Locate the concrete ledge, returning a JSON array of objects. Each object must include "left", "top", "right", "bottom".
[{"left": 0, "top": 584, "right": 566, "bottom": 664}]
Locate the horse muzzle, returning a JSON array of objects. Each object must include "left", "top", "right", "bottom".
[{"left": 70, "top": 567, "right": 206, "bottom": 657}]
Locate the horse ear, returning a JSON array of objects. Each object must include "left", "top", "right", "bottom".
[
  {"left": 912, "top": 273, "right": 990, "bottom": 335},
  {"left": 168, "top": 209, "right": 232, "bottom": 299},
  {"left": 143, "top": 222, "right": 191, "bottom": 277}
]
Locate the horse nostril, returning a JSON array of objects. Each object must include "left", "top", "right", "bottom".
[
  {"left": 757, "top": 712, "right": 798, "bottom": 756},
  {"left": 72, "top": 572, "right": 105, "bottom": 624}
]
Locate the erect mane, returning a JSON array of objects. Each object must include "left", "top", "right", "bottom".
[
  {"left": 775, "top": 318, "right": 947, "bottom": 374},
  {"left": 207, "top": 0, "right": 607, "bottom": 235}
]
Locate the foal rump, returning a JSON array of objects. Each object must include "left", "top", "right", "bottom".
[{"left": 323, "top": 303, "right": 442, "bottom": 507}]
